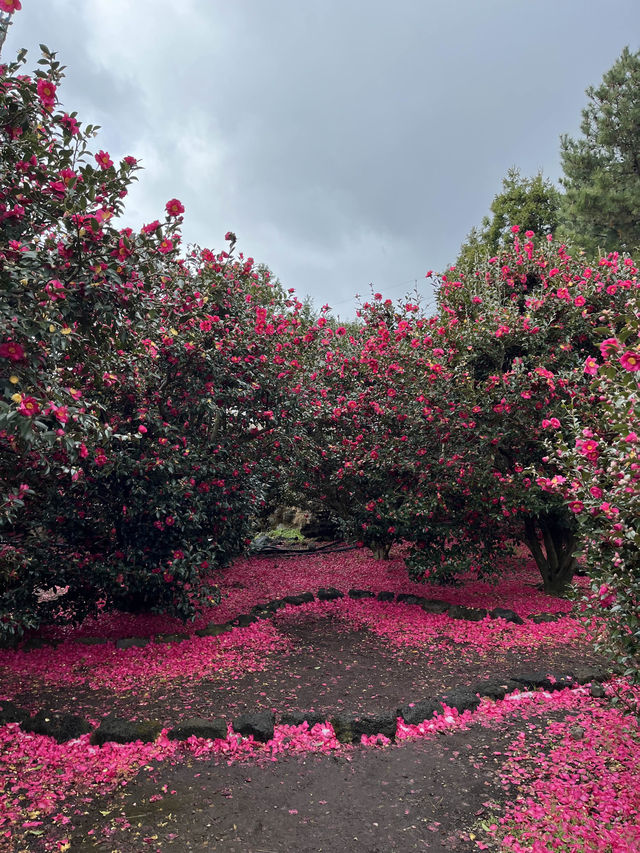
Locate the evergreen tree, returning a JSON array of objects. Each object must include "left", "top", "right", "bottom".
[
  {"left": 455, "top": 168, "right": 561, "bottom": 273},
  {"left": 560, "top": 46, "right": 640, "bottom": 254}
]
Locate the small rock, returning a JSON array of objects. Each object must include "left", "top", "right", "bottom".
[
  {"left": 471, "top": 680, "right": 520, "bottom": 701},
  {"left": 330, "top": 714, "right": 355, "bottom": 743},
  {"left": 283, "top": 593, "right": 315, "bottom": 606},
  {"left": 168, "top": 717, "right": 227, "bottom": 741},
  {"left": 317, "top": 587, "right": 344, "bottom": 601},
  {"left": 421, "top": 599, "right": 450, "bottom": 614},
  {"left": 572, "top": 666, "right": 609, "bottom": 685},
  {"left": 195, "top": 623, "right": 232, "bottom": 638},
  {"left": 115, "top": 637, "right": 149, "bottom": 649},
  {"left": 449, "top": 605, "right": 487, "bottom": 622},
  {"left": 348, "top": 589, "right": 375, "bottom": 599},
  {"left": 441, "top": 689, "right": 481, "bottom": 714},
  {"left": 511, "top": 671, "right": 555, "bottom": 690},
  {"left": 155, "top": 633, "right": 190, "bottom": 644},
  {"left": 396, "top": 594, "right": 423, "bottom": 606},
  {"left": 91, "top": 717, "right": 161, "bottom": 746},
  {"left": 352, "top": 713, "right": 397, "bottom": 742},
  {"left": 23, "top": 711, "right": 92, "bottom": 743},
  {"left": 76, "top": 637, "right": 109, "bottom": 646},
  {"left": 530, "top": 612, "right": 561, "bottom": 623},
  {"left": 397, "top": 699, "right": 443, "bottom": 725},
  {"left": 590, "top": 683, "right": 606, "bottom": 698},
  {"left": 490, "top": 607, "right": 524, "bottom": 625},
  {"left": 280, "top": 711, "right": 326, "bottom": 728},
  {"left": 230, "top": 613, "right": 257, "bottom": 628},
  {"left": 233, "top": 711, "right": 275, "bottom": 743},
  {"left": 569, "top": 724, "right": 585, "bottom": 740},
  {"left": 376, "top": 591, "right": 395, "bottom": 602}
]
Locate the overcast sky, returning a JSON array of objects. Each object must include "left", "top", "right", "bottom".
[{"left": 5, "top": 1, "right": 640, "bottom": 317}]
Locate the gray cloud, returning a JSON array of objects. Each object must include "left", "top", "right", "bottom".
[{"left": 5, "top": 0, "right": 640, "bottom": 316}]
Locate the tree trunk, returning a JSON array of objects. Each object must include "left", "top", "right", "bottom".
[
  {"left": 523, "top": 515, "right": 577, "bottom": 595},
  {"left": 369, "top": 540, "right": 392, "bottom": 560}
]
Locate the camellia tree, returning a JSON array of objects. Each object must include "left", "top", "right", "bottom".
[
  {"left": 550, "top": 291, "right": 639, "bottom": 680},
  {"left": 406, "top": 230, "right": 639, "bottom": 593},
  {"left": 292, "top": 229, "right": 638, "bottom": 595},
  {"left": 0, "top": 47, "right": 303, "bottom": 638}
]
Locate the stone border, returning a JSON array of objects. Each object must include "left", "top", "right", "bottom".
[
  {"left": 10, "top": 586, "right": 574, "bottom": 652},
  {"left": 0, "top": 665, "right": 612, "bottom": 746}
]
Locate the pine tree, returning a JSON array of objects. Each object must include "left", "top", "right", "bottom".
[
  {"left": 560, "top": 46, "right": 640, "bottom": 254},
  {"left": 454, "top": 168, "right": 561, "bottom": 273}
]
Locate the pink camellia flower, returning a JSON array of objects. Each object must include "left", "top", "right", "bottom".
[
  {"left": 225, "top": 231, "right": 236, "bottom": 242},
  {"left": 624, "top": 432, "right": 638, "bottom": 443},
  {"left": 94, "top": 449, "right": 108, "bottom": 466},
  {"left": 17, "top": 396, "right": 40, "bottom": 416},
  {"left": 525, "top": 230, "right": 534, "bottom": 238},
  {"left": 59, "top": 113, "right": 79, "bottom": 135},
  {"left": 138, "top": 424, "right": 147, "bottom": 434},
  {"left": 95, "top": 150, "right": 113, "bottom": 170},
  {"left": 619, "top": 350, "right": 640, "bottom": 372},
  {"left": 577, "top": 438, "right": 598, "bottom": 456},
  {"left": 36, "top": 78, "right": 56, "bottom": 108},
  {"left": 141, "top": 220, "right": 160, "bottom": 234},
  {"left": 589, "top": 486, "right": 603, "bottom": 499},
  {"left": 123, "top": 156, "right": 137, "bottom": 167},
  {"left": 158, "top": 238, "right": 174, "bottom": 254},
  {"left": 583, "top": 356, "right": 599, "bottom": 376},
  {"left": 0, "top": 340, "right": 25, "bottom": 361},
  {"left": 600, "top": 337, "right": 620, "bottom": 359},
  {"left": 511, "top": 225, "right": 520, "bottom": 233},
  {"left": 0, "top": 0, "right": 21, "bottom": 10},
  {"left": 165, "top": 198, "right": 185, "bottom": 217},
  {"left": 568, "top": 500, "right": 584, "bottom": 513}
]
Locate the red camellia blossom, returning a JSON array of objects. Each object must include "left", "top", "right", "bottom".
[
  {"left": 59, "top": 112, "right": 79, "bottom": 135},
  {"left": 619, "top": 350, "right": 640, "bottom": 372},
  {"left": 158, "top": 238, "right": 174, "bottom": 254},
  {"left": 95, "top": 150, "right": 113, "bottom": 170},
  {"left": 165, "top": 198, "right": 185, "bottom": 217},
  {"left": 0, "top": 340, "right": 25, "bottom": 361},
  {"left": 17, "top": 396, "right": 40, "bottom": 416},
  {"left": 0, "top": 0, "right": 21, "bottom": 11},
  {"left": 36, "top": 79, "right": 56, "bottom": 108}
]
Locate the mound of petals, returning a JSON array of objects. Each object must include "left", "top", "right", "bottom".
[
  {"left": 491, "top": 681, "right": 640, "bottom": 852},
  {"left": 0, "top": 724, "right": 179, "bottom": 850},
  {"left": 34, "top": 548, "right": 575, "bottom": 645},
  {"left": 0, "top": 622, "right": 290, "bottom": 694},
  {"left": 204, "top": 549, "right": 576, "bottom": 624},
  {"left": 269, "top": 597, "right": 591, "bottom": 660}
]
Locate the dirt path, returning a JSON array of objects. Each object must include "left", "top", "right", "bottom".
[{"left": 60, "top": 719, "right": 544, "bottom": 852}]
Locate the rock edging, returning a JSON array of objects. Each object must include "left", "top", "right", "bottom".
[
  {"left": 10, "top": 586, "right": 573, "bottom": 653},
  {"left": 0, "top": 665, "right": 612, "bottom": 747}
]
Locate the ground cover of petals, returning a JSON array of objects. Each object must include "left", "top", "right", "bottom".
[{"left": 0, "top": 548, "right": 638, "bottom": 852}]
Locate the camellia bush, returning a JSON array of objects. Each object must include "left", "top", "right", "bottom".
[
  {"left": 291, "top": 230, "right": 639, "bottom": 595},
  {"left": 550, "top": 289, "right": 640, "bottom": 680},
  {"left": 0, "top": 47, "right": 303, "bottom": 638}
]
